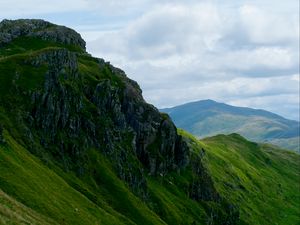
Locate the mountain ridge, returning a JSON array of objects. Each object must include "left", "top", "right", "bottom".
[
  {"left": 161, "top": 99, "right": 299, "bottom": 152},
  {"left": 162, "top": 99, "right": 298, "bottom": 123}
]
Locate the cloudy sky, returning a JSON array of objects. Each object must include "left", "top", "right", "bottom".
[{"left": 1, "top": 0, "right": 299, "bottom": 120}]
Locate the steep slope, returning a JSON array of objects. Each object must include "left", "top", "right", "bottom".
[
  {"left": 0, "top": 131, "right": 138, "bottom": 225},
  {"left": 179, "top": 130, "right": 300, "bottom": 225},
  {"left": 0, "top": 19, "right": 238, "bottom": 224},
  {"left": 161, "top": 100, "right": 300, "bottom": 152},
  {"left": 0, "top": 189, "right": 56, "bottom": 225}
]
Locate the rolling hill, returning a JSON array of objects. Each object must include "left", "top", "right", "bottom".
[
  {"left": 161, "top": 100, "right": 300, "bottom": 152},
  {"left": 179, "top": 130, "right": 300, "bottom": 225},
  {"left": 0, "top": 19, "right": 299, "bottom": 225}
]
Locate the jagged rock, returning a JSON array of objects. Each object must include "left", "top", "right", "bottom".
[
  {"left": 0, "top": 19, "right": 240, "bottom": 224},
  {"left": 22, "top": 45, "right": 190, "bottom": 197},
  {"left": 120, "top": 78, "right": 189, "bottom": 175},
  {"left": 0, "top": 19, "right": 86, "bottom": 49}
]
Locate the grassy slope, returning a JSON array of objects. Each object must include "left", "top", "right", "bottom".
[
  {"left": 3, "top": 128, "right": 299, "bottom": 225},
  {"left": 146, "top": 173, "right": 208, "bottom": 225},
  {"left": 0, "top": 131, "right": 134, "bottom": 225},
  {"left": 191, "top": 114, "right": 299, "bottom": 152},
  {"left": 0, "top": 188, "right": 56, "bottom": 225},
  {"left": 0, "top": 128, "right": 211, "bottom": 225},
  {"left": 179, "top": 129, "right": 300, "bottom": 225},
  {"left": 0, "top": 37, "right": 208, "bottom": 224}
]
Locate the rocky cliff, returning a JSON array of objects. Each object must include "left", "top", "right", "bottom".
[
  {"left": 0, "top": 19, "right": 85, "bottom": 49},
  {"left": 0, "top": 19, "right": 239, "bottom": 224}
]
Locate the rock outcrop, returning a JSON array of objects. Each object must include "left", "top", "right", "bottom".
[
  {"left": 0, "top": 19, "right": 86, "bottom": 49},
  {"left": 25, "top": 47, "right": 190, "bottom": 196},
  {"left": 0, "top": 19, "right": 239, "bottom": 224}
]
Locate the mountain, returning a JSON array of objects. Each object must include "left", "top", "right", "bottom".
[
  {"left": 161, "top": 100, "right": 300, "bottom": 152},
  {"left": 0, "top": 19, "right": 299, "bottom": 225}
]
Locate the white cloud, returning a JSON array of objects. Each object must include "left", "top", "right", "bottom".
[
  {"left": 0, "top": 0, "right": 88, "bottom": 18},
  {"left": 0, "top": 0, "right": 147, "bottom": 18},
  {"left": 85, "top": 1, "right": 299, "bottom": 120},
  {"left": 218, "top": 47, "right": 296, "bottom": 71},
  {"left": 1, "top": 0, "right": 299, "bottom": 120},
  {"left": 239, "top": 4, "right": 299, "bottom": 45}
]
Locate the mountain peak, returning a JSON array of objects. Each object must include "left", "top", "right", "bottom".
[
  {"left": 196, "top": 99, "right": 217, "bottom": 105},
  {"left": 0, "top": 19, "right": 86, "bottom": 50},
  {"left": 161, "top": 99, "right": 299, "bottom": 152}
]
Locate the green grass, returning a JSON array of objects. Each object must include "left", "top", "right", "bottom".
[
  {"left": 0, "top": 131, "right": 129, "bottom": 225},
  {"left": 179, "top": 129, "right": 300, "bottom": 225},
  {"left": 0, "top": 188, "right": 56, "bottom": 225},
  {"left": 0, "top": 128, "right": 208, "bottom": 225},
  {"left": 0, "top": 36, "right": 83, "bottom": 57},
  {"left": 82, "top": 149, "right": 166, "bottom": 225},
  {"left": 147, "top": 175, "right": 207, "bottom": 225}
]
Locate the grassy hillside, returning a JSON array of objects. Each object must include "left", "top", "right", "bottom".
[
  {"left": 1, "top": 122, "right": 299, "bottom": 224},
  {"left": 0, "top": 19, "right": 224, "bottom": 224},
  {"left": 179, "top": 129, "right": 300, "bottom": 225},
  {"left": 0, "top": 131, "right": 149, "bottom": 225},
  {"left": 161, "top": 100, "right": 300, "bottom": 152},
  {"left": 1, "top": 128, "right": 207, "bottom": 225},
  {"left": 0, "top": 188, "right": 55, "bottom": 225},
  {"left": 0, "top": 19, "right": 299, "bottom": 225}
]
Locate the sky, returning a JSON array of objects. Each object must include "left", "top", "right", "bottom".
[{"left": 1, "top": 0, "right": 299, "bottom": 120}]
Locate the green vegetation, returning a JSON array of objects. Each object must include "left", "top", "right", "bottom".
[
  {"left": 0, "top": 188, "right": 55, "bottom": 225},
  {"left": 179, "top": 129, "right": 300, "bottom": 225},
  {"left": 0, "top": 131, "right": 131, "bottom": 225},
  {"left": 0, "top": 36, "right": 83, "bottom": 57},
  {"left": 1, "top": 127, "right": 299, "bottom": 224}
]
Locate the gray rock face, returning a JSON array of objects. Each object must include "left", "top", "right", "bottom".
[
  {"left": 30, "top": 49, "right": 80, "bottom": 133},
  {"left": 0, "top": 19, "right": 86, "bottom": 49},
  {"left": 120, "top": 77, "right": 189, "bottom": 175},
  {"left": 22, "top": 47, "right": 189, "bottom": 198}
]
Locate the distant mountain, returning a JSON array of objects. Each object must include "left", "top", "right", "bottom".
[{"left": 161, "top": 100, "right": 300, "bottom": 152}]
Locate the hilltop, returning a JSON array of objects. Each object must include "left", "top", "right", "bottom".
[{"left": 161, "top": 99, "right": 300, "bottom": 152}]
